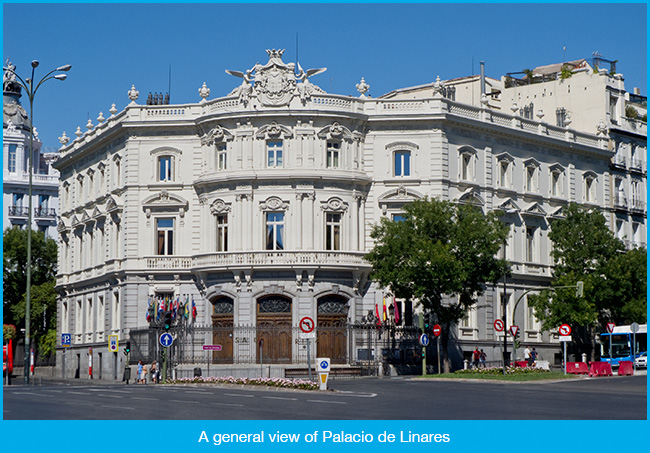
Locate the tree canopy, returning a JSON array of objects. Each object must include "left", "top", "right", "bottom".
[
  {"left": 365, "top": 197, "right": 509, "bottom": 370},
  {"left": 3, "top": 228, "right": 58, "bottom": 355},
  {"left": 528, "top": 204, "right": 646, "bottom": 357}
]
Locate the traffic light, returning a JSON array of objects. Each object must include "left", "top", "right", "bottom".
[
  {"left": 164, "top": 312, "right": 172, "bottom": 331},
  {"left": 423, "top": 313, "right": 431, "bottom": 333},
  {"left": 125, "top": 341, "right": 131, "bottom": 354}
]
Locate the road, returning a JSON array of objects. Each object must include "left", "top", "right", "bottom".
[{"left": 3, "top": 375, "right": 646, "bottom": 420}]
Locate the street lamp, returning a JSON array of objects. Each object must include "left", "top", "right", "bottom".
[{"left": 3, "top": 60, "right": 71, "bottom": 385}]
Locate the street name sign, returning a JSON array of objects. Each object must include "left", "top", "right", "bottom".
[
  {"left": 299, "top": 331, "right": 316, "bottom": 339},
  {"left": 559, "top": 336, "right": 572, "bottom": 342},
  {"left": 202, "top": 345, "right": 222, "bottom": 351}
]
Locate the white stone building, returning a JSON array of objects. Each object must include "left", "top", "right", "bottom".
[
  {"left": 3, "top": 61, "right": 60, "bottom": 238},
  {"left": 53, "top": 51, "right": 646, "bottom": 380}
]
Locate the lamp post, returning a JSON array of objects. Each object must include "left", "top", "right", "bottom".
[{"left": 3, "top": 60, "right": 71, "bottom": 385}]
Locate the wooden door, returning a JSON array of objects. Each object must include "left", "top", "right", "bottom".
[
  {"left": 256, "top": 295, "right": 292, "bottom": 364},
  {"left": 317, "top": 295, "right": 348, "bottom": 364},
  {"left": 211, "top": 297, "right": 234, "bottom": 364}
]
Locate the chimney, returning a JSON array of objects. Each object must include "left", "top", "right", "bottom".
[{"left": 633, "top": 87, "right": 641, "bottom": 95}]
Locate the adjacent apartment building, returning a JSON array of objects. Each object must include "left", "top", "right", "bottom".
[{"left": 52, "top": 51, "right": 646, "bottom": 379}]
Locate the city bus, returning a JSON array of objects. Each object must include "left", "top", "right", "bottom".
[{"left": 599, "top": 324, "right": 647, "bottom": 367}]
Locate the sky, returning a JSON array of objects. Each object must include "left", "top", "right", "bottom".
[{"left": 2, "top": 2, "right": 648, "bottom": 151}]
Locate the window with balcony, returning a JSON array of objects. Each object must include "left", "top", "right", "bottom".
[
  {"left": 394, "top": 150, "right": 411, "bottom": 177},
  {"left": 216, "top": 214, "right": 228, "bottom": 252},
  {"left": 158, "top": 155, "right": 174, "bottom": 181},
  {"left": 8, "top": 144, "right": 17, "bottom": 173},
  {"left": 216, "top": 143, "right": 227, "bottom": 171},
  {"left": 156, "top": 218, "right": 174, "bottom": 255},
  {"left": 327, "top": 141, "right": 341, "bottom": 168},
  {"left": 325, "top": 212, "right": 341, "bottom": 251},
  {"left": 266, "top": 212, "right": 284, "bottom": 250},
  {"left": 267, "top": 140, "right": 283, "bottom": 168}
]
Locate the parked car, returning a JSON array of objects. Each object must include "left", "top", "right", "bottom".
[{"left": 634, "top": 352, "right": 647, "bottom": 368}]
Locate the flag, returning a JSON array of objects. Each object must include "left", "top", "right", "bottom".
[
  {"left": 184, "top": 295, "right": 190, "bottom": 319},
  {"left": 394, "top": 298, "right": 400, "bottom": 325},
  {"left": 382, "top": 297, "right": 387, "bottom": 322},
  {"left": 146, "top": 296, "right": 152, "bottom": 322},
  {"left": 191, "top": 296, "right": 197, "bottom": 320},
  {"left": 157, "top": 297, "right": 164, "bottom": 320},
  {"left": 375, "top": 303, "right": 381, "bottom": 326},
  {"left": 172, "top": 296, "right": 178, "bottom": 319}
]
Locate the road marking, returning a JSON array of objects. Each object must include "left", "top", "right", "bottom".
[
  {"left": 88, "top": 389, "right": 131, "bottom": 394},
  {"left": 67, "top": 391, "right": 91, "bottom": 395},
  {"left": 185, "top": 391, "right": 211, "bottom": 395},
  {"left": 262, "top": 396, "right": 298, "bottom": 401},
  {"left": 331, "top": 391, "right": 378, "bottom": 398},
  {"left": 210, "top": 402, "right": 245, "bottom": 407},
  {"left": 65, "top": 401, "right": 94, "bottom": 406},
  {"left": 132, "top": 396, "right": 158, "bottom": 401},
  {"left": 170, "top": 399, "right": 199, "bottom": 404},
  {"left": 307, "top": 399, "right": 347, "bottom": 405},
  {"left": 98, "top": 394, "right": 123, "bottom": 398},
  {"left": 43, "top": 389, "right": 63, "bottom": 393},
  {"left": 223, "top": 393, "right": 254, "bottom": 398},
  {"left": 101, "top": 405, "right": 135, "bottom": 410}
]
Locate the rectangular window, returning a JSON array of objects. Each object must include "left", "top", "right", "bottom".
[
  {"left": 556, "top": 108, "right": 567, "bottom": 127},
  {"left": 392, "top": 214, "right": 406, "bottom": 222},
  {"left": 551, "top": 171, "right": 560, "bottom": 196},
  {"left": 87, "top": 298, "right": 93, "bottom": 335},
  {"left": 216, "top": 144, "right": 227, "bottom": 171},
  {"left": 97, "top": 296, "right": 104, "bottom": 334},
  {"left": 526, "top": 226, "right": 536, "bottom": 262},
  {"left": 267, "top": 141, "right": 283, "bottom": 168},
  {"left": 8, "top": 144, "right": 17, "bottom": 173},
  {"left": 156, "top": 218, "right": 174, "bottom": 255},
  {"left": 76, "top": 299, "right": 83, "bottom": 335},
  {"left": 327, "top": 141, "right": 341, "bottom": 168},
  {"left": 394, "top": 151, "right": 411, "bottom": 176},
  {"left": 13, "top": 193, "right": 23, "bottom": 207},
  {"left": 461, "top": 154, "right": 472, "bottom": 180},
  {"left": 499, "top": 161, "right": 509, "bottom": 187},
  {"left": 112, "top": 292, "right": 120, "bottom": 333},
  {"left": 266, "top": 212, "right": 284, "bottom": 250},
  {"left": 585, "top": 177, "right": 595, "bottom": 202},
  {"left": 526, "top": 167, "right": 536, "bottom": 192},
  {"left": 216, "top": 214, "right": 228, "bottom": 252},
  {"left": 159, "top": 156, "right": 173, "bottom": 181},
  {"left": 325, "top": 212, "right": 341, "bottom": 250}
]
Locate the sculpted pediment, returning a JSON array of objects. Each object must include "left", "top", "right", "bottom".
[
  {"left": 317, "top": 122, "right": 353, "bottom": 140},
  {"left": 498, "top": 198, "right": 521, "bottom": 212},
  {"left": 142, "top": 190, "right": 189, "bottom": 218},
  {"left": 457, "top": 188, "right": 484, "bottom": 206},
  {"left": 201, "top": 125, "right": 234, "bottom": 145},
  {"left": 255, "top": 121, "right": 293, "bottom": 140},
  {"left": 523, "top": 202, "right": 547, "bottom": 216}
]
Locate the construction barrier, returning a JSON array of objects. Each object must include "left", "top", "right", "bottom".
[
  {"left": 589, "top": 361, "right": 613, "bottom": 377},
  {"left": 566, "top": 362, "right": 589, "bottom": 375},
  {"left": 514, "top": 361, "right": 528, "bottom": 368},
  {"left": 617, "top": 361, "right": 634, "bottom": 376}
]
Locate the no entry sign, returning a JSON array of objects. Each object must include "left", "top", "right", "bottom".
[
  {"left": 432, "top": 324, "right": 441, "bottom": 337},
  {"left": 299, "top": 316, "right": 315, "bottom": 333},
  {"left": 559, "top": 324, "right": 572, "bottom": 336},
  {"left": 493, "top": 319, "right": 504, "bottom": 332}
]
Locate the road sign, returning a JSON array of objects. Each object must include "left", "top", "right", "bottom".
[
  {"left": 606, "top": 322, "right": 615, "bottom": 334},
  {"left": 202, "top": 345, "right": 222, "bottom": 351},
  {"left": 559, "top": 324, "right": 572, "bottom": 336},
  {"left": 630, "top": 322, "right": 640, "bottom": 334},
  {"left": 108, "top": 335, "right": 119, "bottom": 352},
  {"left": 509, "top": 325, "right": 519, "bottom": 337},
  {"left": 159, "top": 332, "right": 174, "bottom": 347},
  {"left": 432, "top": 324, "right": 441, "bottom": 337},
  {"left": 299, "top": 316, "right": 315, "bottom": 333},
  {"left": 559, "top": 336, "right": 572, "bottom": 342},
  {"left": 493, "top": 319, "right": 504, "bottom": 332},
  {"left": 61, "top": 333, "right": 71, "bottom": 347},
  {"left": 317, "top": 357, "right": 330, "bottom": 372},
  {"left": 419, "top": 334, "right": 430, "bottom": 347},
  {"left": 299, "top": 331, "right": 316, "bottom": 339}
]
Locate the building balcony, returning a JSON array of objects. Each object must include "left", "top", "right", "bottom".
[
  {"left": 611, "top": 155, "right": 626, "bottom": 170},
  {"left": 629, "top": 159, "right": 646, "bottom": 174},
  {"left": 7, "top": 205, "right": 30, "bottom": 217},
  {"left": 629, "top": 199, "right": 646, "bottom": 214},
  {"left": 34, "top": 207, "right": 57, "bottom": 218},
  {"left": 613, "top": 194, "right": 628, "bottom": 211}
]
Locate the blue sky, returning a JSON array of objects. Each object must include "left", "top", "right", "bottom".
[{"left": 3, "top": 3, "right": 648, "bottom": 150}]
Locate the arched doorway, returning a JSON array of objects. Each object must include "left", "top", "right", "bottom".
[
  {"left": 256, "top": 295, "right": 292, "bottom": 363},
  {"left": 211, "top": 296, "right": 234, "bottom": 364},
  {"left": 317, "top": 295, "right": 348, "bottom": 364}
]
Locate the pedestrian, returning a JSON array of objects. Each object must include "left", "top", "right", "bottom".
[
  {"left": 150, "top": 361, "right": 158, "bottom": 384},
  {"left": 142, "top": 362, "right": 148, "bottom": 384},
  {"left": 524, "top": 346, "right": 532, "bottom": 367},
  {"left": 531, "top": 348, "right": 538, "bottom": 367},
  {"left": 137, "top": 360, "right": 143, "bottom": 384},
  {"left": 472, "top": 347, "right": 481, "bottom": 369},
  {"left": 479, "top": 349, "right": 487, "bottom": 368}
]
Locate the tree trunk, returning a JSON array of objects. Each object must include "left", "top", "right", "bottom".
[{"left": 441, "top": 323, "right": 452, "bottom": 373}]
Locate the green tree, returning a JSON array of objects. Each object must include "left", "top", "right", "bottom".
[
  {"left": 528, "top": 204, "right": 646, "bottom": 358},
  {"left": 365, "top": 198, "right": 508, "bottom": 372},
  {"left": 3, "top": 228, "right": 58, "bottom": 356}
]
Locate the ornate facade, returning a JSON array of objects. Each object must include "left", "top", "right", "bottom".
[{"left": 53, "top": 51, "right": 646, "bottom": 379}]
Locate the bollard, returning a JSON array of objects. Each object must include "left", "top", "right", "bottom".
[
  {"left": 582, "top": 353, "right": 587, "bottom": 363},
  {"left": 463, "top": 359, "right": 469, "bottom": 370}
]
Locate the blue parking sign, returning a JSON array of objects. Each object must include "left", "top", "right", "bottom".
[{"left": 61, "top": 333, "right": 71, "bottom": 347}]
